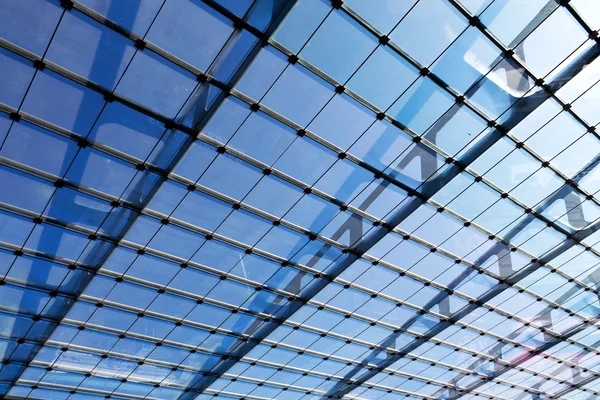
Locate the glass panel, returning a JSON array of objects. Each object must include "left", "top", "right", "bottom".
[
  {"left": 389, "top": 0, "right": 467, "bottom": 67},
  {"left": 299, "top": 10, "right": 378, "bottom": 83},
  {"left": 146, "top": 0, "right": 234, "bottom": 72},
  {"left": 2, "top": 1, "right": 600, "bottom": 399}
]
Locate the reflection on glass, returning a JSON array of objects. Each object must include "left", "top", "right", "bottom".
[{"left": 1, "top": 0, "right": 600, "bottom": 399}]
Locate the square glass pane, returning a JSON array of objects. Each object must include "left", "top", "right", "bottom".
[
  {"left": 261, "top": 63, "right": 332, "bottom": 127},
  {"left": 146, "top": 0, "right": 234, "bottom": 72},
  {"left": 344, "top": 0, "right": 416, "bottom": 34},
  {"left": 77, "top": 0, "right": 164, "bottom": 37},
  {"left": 299, "top": 10, "right": 378, "bottom": 83},
  {"left": 0, "top": 0, "right": 62, "bottom": 55},
  {"left": 515, "top": 6, "right": 589, "bottom": 79},
  {"left": 46, "top": 10, "right": 136, "bottom": 89},
  {"left": 115, "top": 50, "right": 197, "bottom": 118},
  {"left": 0, "top": 49, "right": 35, "bottom": 109},
  {"left": 307, "top": 94, "right": 375, "bottom": 150},
  {"left": 389, "top": 0, "right": 467, "bottom": 67}
]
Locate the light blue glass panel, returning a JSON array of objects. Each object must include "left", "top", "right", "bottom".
[
  {"left": 89, "top": 101, "right": 167, "bottom": 161},
  {"left": 481, "top": 0, "right": 556, "bottom": 46},
  {"left": 234, "top": 46, "right": 288, "bottom": 101},
  {"left": 46, "top": 10, "right": 136, "bottom": 89},
  {"left": 146, "top": 0, "right": 234, "bottom": 72},
  {"left": 261, "top": 63, "right": 332, "bottom": 126},
  {"left": 272, "top": 0, "right": 331, "bottom": 54},
  {"left": 347, "top": 46, "right": 419, "bottom": 111},
  {"left": 21, "top": 70, "right": 105, "bottom": 135},
  {"left": 308, "top": 94, "right": 375, "bottom": 150},
  {"left": 431, "top": 27, "right": 501, "bottom": 94},
  {"left": 0, "top": 49, "right": 35, "bottom": 108},
  {"left": 115, "top": 51, "right": 197, "bottom": 118},
  {"left": 389, "top": 0, "right": 467, "bottom": 67},
  {"left": 227, "top": 111, "right": 296, "bottom": 166},
  {"left": 388, "top": 77, "right": 454, "bottom": 135},
  {"left": 77, "top": 0, "right": 164, "bottom": 37},
  {"left": 0, "top": 121, "right": 78, "bottom": 176},
  {"left": 0, "top": 0, "right": 62, "bottom": 55},
  {"left": 345, "top": 0, "right": 416, "bottom": 34},
  {"left": 516, "top": 6, "right": 588, "bottom": 79},
  {"left": 300, "top": 10, "right": 378, "bottom": 83}
]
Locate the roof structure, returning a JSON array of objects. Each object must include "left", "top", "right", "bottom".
[{"left": 1, "top": 1, "right": 600, "bottom": 399}]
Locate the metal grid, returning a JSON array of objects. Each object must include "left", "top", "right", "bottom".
[{"left": 1, "top": 0, "right": 600, "bottom": 399}]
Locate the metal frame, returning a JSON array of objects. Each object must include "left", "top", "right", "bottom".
[
  {"left": 0, "top": 0, "right": 299, "bottom": 397},
  {"left": 1, "top": 0, "right": 600, "bottom": 399}
]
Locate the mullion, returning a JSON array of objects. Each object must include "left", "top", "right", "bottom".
[
  {"left": 34, "top": 324, "right": 527, "bottom": 399},
  {"left": 3, "top": 152, "right": 600, "bottom": 388},
  {"left": 1, "top": 159, "right": 596, "bottom": 378},
  {"left": 0, "top": 193, "right": 593, "bottom": 376},
  {"left": 4, "top": 2, "right": 596, "bottom": 332},
  {"left": 267, "top": 13, "right": 600, "bottom": 271},
  {"left": 2, "top": 288, "right": 580, "bottom": 398},
  {"left": 1, "top": 268, "right": 580, "bottom": 392},
  {"left": 1, "top": 1, "right": 290, "bottom": 396},
  {"left": 35, "top": 0, "right": 600, "bottom": 257},
  {"left": 323, "top": 0, "right": 600, "bottom": 197},
  {"left": 2, "top": 0, "right": 596, "bottom": 396}
]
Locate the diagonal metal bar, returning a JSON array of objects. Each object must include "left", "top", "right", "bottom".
[
  {"left": 317, "top": 1, "right": 600, "bottom": 395},
  {"left": 445, "top": 283, "right": 600, "bottom": 399},
  {"left": 1, "top": 1, "right": 596, "bottom": 399},
  {"left": 433, "top": 165, "right": 600, "bottom": 400},
  {"left": 418, "top": 2, "right": 600, "bottom": 398},
  {"left": 1, "top": 0, "right": 298, "bottom": 398},
  {"left": 446, "top": 287, "right": 600, "bottom": 399},
  {"left": 183, "top": 11, "right": 600, "bottom": 400},
  {"left": 0, "top": 1, "right": 145, "bottom": 396},
  {"left": 421, "top": 169, "right": 600, "bottom": 400},
  {"left": 548, "top": 346, "right": 600, "bottom": 399},
  {"left": 317, "top": 39, "right": 600, "bottom": 398}
]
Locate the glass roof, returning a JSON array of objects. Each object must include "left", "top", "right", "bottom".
[{"left": 1, "top": 1, "right": 600, "bottom": 399}]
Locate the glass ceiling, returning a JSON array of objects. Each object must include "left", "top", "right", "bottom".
[{"left": 1, "top": 0, "right": 600, "bottom": 399}]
